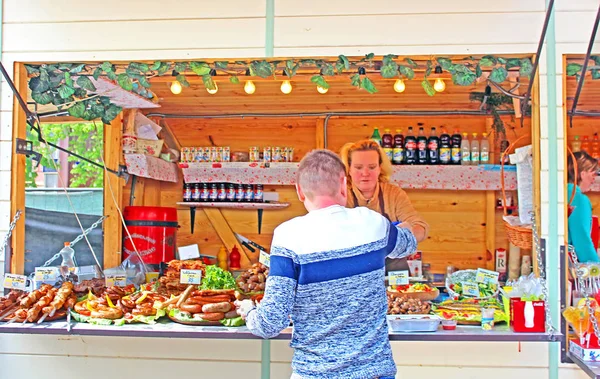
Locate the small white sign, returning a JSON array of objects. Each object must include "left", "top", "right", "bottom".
[
  {"left": 178, "top": 244, "right": 201, "bottom": 260},
  {"left": 35, "top": 267, "right": 59, "bottom": 282},
  {"left": 180, "top": 269, "right": 202, "bottom": 284},
  {"left": 259, "top": 251, "right": 271, "bottom": 267},
  {"left": 476, "top": 268, "right": 500, "bottom": 285},
  {"left": 462, "top": 282, "right": 480, "bottom": 297},
  {"left": 3, "top": 273, "right": 27, "bottom": 290},
  {"left": 105, "top": 274, "right": 127, "bottom": 287},
  {"left": 389, "top": 270, "right": 410, "bottom": 286}
]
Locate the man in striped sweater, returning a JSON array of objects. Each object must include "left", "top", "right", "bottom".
[{"left": 237, "top": 149, "right": 417, "bottom": 379}]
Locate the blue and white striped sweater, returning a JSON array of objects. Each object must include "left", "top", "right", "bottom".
[{"left": 246, "top": 205, "right": 417, "bottom": 379}]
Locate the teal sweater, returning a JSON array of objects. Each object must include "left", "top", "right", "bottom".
[{"left": 568, "top": 183, "right": 599, "bottom": 263}]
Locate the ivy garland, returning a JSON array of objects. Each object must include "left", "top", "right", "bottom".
[
  {"left": 24, "top": 54, "right": 534, "bottom": 124},
  {"left": 566, "top": 57, "right": 600, "bottom": 81}
]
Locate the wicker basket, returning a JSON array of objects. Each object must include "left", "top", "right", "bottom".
[{"left": 501, "top": 135, "right": 532, "bottom": 250}]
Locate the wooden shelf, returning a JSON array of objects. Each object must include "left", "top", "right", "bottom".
[
  {"left": 124, "top": 154, "right": 178, "bottom": 182},
  {"left": 180, "top": 162, "right": 517, "bottom": 191},
  {"left": 176, "top": 201, "right": 290, "bottom": 210}
]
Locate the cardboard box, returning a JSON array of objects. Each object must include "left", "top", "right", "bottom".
[{"left": 570, "top": 339, "right": 600, "bottom": 361}]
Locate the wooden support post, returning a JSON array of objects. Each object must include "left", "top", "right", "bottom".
[
  {"left": 10, "top": 63, "right": 28, "bottom": 274},
  {"left": 531, "top": 63, "right": 541, "bottom": 277},
  {"left": 485, "top": 191, "right": 496, "bottom": 271},
  {"left": 103, "top": 116, "right": 124, "bottom": 270},
  {"left": 125, "top": 109, "right": 137, "bottom": 134},
  {"left": 202, "top": 208, "right": 252, "bottom": 269},
  {"left": 316, "top": 118, "right": 325, "bottom": 149},
  {"left": 510, "top": 77, "right": 522, "bottom": 119},
  {"left": 131, "top": 177, "right": 146, "bottom": 206}
]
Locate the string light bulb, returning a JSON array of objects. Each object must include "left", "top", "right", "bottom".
[
  {"left": 433, "top": 78, "right": 446, "bottom": 92},
  {"left": 244, "top": 80, "right": 256, "bottom": 94},
  {"left": 316, "top": 85, "right": 328, "bottom": 94},
  {"left": 280, "top": 80, "right": 292, "bottom": 94},
  {"left": 393, "top": 79, "right": 406, "bottom": 93},
  {"left": 206, "top": 82, "right": 218, "bottom": 94},
  {"left": 170, "top": 81, "right": 182, "bottom": 95}
]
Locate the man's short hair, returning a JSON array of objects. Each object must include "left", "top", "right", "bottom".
[{"left": 297, "top": 149, "right": 346, "bottom": 200}]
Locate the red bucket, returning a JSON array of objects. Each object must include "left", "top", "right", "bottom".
[{"left": 122, "top": 206, "right": 178, "bottom": 265}]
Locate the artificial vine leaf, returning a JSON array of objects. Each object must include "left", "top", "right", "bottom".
[
  {"left": 176, "top": 74, "right": 190, "bottom": 87},
  {"left": 475, "top": 64, "right": 483, "bottom": 78},
  {"left": 102, "top": 104, "right": 123, "bottom": 124},
  {"left": 129, "top": 62, "right": 149, "bottom": 73},
  {"left": 117, "top": 73, "right": 133, "bottom": 91},
  {"left": 150, "top": 61, "right": 162, "bottom": 71},
  {"left": 91, "top": 103, "right": 105, "bottom": 118},
  {"left": 215, "top": 61, "right": 229, "bottom": 69},
  {"left": 174, "top": 62, "right": 188, "bottom": 74},
  {"left": 592, "top": 69, "right": 600, "bottom": 80},
  {"left": 310, "top": 75, "right": 329, "bottom": 89},
  {"left": 101, "top": 62, "right": 113, "bottom": 72},
  {"left": 405, "top": 58, "right": 418, "bottom": 68},
  {"left": 107, "top": 71, "right": 118, "bottom": 81},
  {"left": 592, "top": 56, "right": 600, "bottom": 66},
  {"left": 566, "top": 63, "right": 582, "bottom": 76},
  {"left": 58, "top": 84, "right": 75, "bottom": 99},
  {"left": 64, "top": 72, "right": 73, "bottom": 87},
  {"left": 92, "top": 67, "right": 102, "bottom": 80},
  {"left": 69, "top": 64, "right": 85, "bottom": 74},
  {"left": 190, "top": 62, "right": 211, "bottom": 76},
  {"left": 99, "top": 96, "right": 111, "bottom": 106},
  {"left": 138, "top": 76, "right": 151, "bottom": 88},
  {"left": 380, "top": 61, "right": 398, "bottom": 78},
  {"left": 360, "top": 77, "right": 378, "bottom": 93},
  {"left": 479, "top": 56, "right": 496, "bottom": 67},
  {"left": 489, "top": 66, "right": 508, "bottom": 83},
  {"left": 362, "top": 53, "right": 375, "bottom": 61},
  {"left": 299, "top": 59, "right": 316, "bottom": 66},
  {"left": 284, "top": 60, "right": 299, "bottom": 78},
  {"left": 25, "top": 65, "right": 40, "bottom": 75},
  {"left": 321, "top": 63, "right": 335, "bottom": 76},
  {"left": 157, "top": 62, "right": 170, "bottom": 76},
  {"left": 452, "top": 72, "right": 476, "bottom": 86},
  {"left": 67, "top": 102, "right": 85, "bottom": 118},
  {"left": 519, "top": 58, "right": 533, "bottom": 76},
  {"left": 249, "top": 61, "right": 273, "bottom": 78},
  {"left": 202, "top": 75, "right": 217, "bottom": 90},
  {"left": 436, "top": 57, "right": 452, "bottom": 71},
  {"left": 337, "top": 55, "right": 350, "bottom": 72},
  {"left": 29, "top": 76, "right": 50, "bottom": 93},
  {"left": 425, "top": 61, "right": 432, "bottom": 77},
  {"left": 350, "top": 73, "right": 361, "bottom": 87},
  {"left": 229, "top": 75, "right": 240, "bottom": 84},
  {"left": 31, "top": 91, "right": 53, "bottom": 105},
  {"left": 383, "top": 54, "right": 398, "bottom": 66},
  {"left": 421, "top": 80, "right": 436, "bottom": 96},
  {"left": 497, "top": 57, "right": 507, "bottom": 65},
  {"left": 398, "top": 65, "right": 415, "bottom": 80},
  {"left": 58, "top": 63, "right": 73, "bottom": 71},
  {"left": 505, "top": 58, "right": 521, "bottom": 69},
  {"left": 74, "top": 88, "right": 87, "bottom": 98}
]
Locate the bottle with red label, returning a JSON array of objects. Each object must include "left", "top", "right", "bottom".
[
  {"left": 416, "top": 127, "right": 428, "bottom": 165},
  {"left": 392, "top": 129, "right": 404, "bottom": 165},
  {"left": 381, "top": 129, "right": 393, "bottom": 162},
  {"left": 229, "top": 246, "right": 241, "bottom": 270},
  {"left": 582, "top": 135, "right": 591, "bottom": 153},
  {"left": 404, "top": 127, "right": 417, "bottom": 165},
  {"left": 427, "top": 127, "right": 440, "bottom": 165},
  {"left": 592, "top": 134, "right": 600, "bottom": 163},
  {"left": 451, "top": 129, "right": 462, "bottom": 165},
  {"left": 439, "top": 128, "right": 451, "bottom": 165}
]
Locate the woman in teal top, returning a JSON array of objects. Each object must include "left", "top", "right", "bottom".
[{"left": 568, "top": 151, "right": 599, "bottom": 263}]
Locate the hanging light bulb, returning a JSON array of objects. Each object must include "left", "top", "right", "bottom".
[
  {"left": 393, "top": 79, "right": 406, "bottom": 93},
  {"left": 316, "top": 85, "right": 328, "bottom": 94},
  {"left": 280, "top": 80, "right": 292, "bottom": 94},
  {"left": 170, "top": 80, "right": 182, "bottom": 95},
  {"left": 206, "top": 82, "right": 219, "bottom": 95},
  {"left": 433, "top": 78, "right": 446, "bottom": 92},
  {"left": 244, "top": 80, "right": 256, "bottom": 94}
]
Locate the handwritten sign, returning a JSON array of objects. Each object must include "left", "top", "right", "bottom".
[
  {"left": 145, "top": 272, "right": 159, "bottom": 283},
  {"left": 105, "top": 274, "right": 127, "bottom": 287},
  {"left": 180, "top": 269, "right": 202, "bottom": 284},
  {"left": 462, "top": 282, "right": 480, "bottom": 297},
  {"left": 476, "top": 268, "right": 500, "bottom": 285},
  {"left": 4, "top": 273, "right": 27, "bottom": 290},
  {"left": 388, "top": 270, "right": 410, "bottom": 286},
  {"left": 259, "top": 251, "right": 271, "bottom": 268},
  {"left": 35, "top": 267, "right": 58, "bottom": 282}
]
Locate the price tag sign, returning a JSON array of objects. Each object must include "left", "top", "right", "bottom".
[
  {"left": 180, "top": 269, "right": 202, "bottom": 284},
  {"left": 35, "top": 267, "right": 58, "bottom": 282},
  {"left": 145, "top": 272, "right": 159, "bottom": 283},
  {"left": 475, "top": 268, "right": 500, "bottom": 285},
  {"left": 105, "top": 274, "right": 127, "bottom": 287},
  {"left": 4, "top": 273, "right": 27, "bottom": 290},
  {"left": 388, "top": 270, "right": 410, "bottom": 286},
  {"left": 259, "top": 250, "right": 271, "bottom": 268},
  {"left": 462, "top": 282, "right": 480, "bottom": 297}
]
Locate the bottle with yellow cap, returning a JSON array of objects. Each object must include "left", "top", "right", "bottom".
[{"left": 217, "top": 245, "right": 229, "bottom": 271}]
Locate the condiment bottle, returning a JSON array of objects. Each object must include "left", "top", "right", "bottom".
[
  {"left": 229, "top": 246, "right": 241, "bottom": 270},
  {"left": 217, "top": 246, "right": 229, "bottom": 271}
]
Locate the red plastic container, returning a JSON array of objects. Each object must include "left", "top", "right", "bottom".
[
  {"left": 591, "top": 215, "right": 599, "bottom": 250},
  {"left": 510, "top": 298, "right": 546, "bottom": 333},
  {"left": 122, "top": 206, "right": 178, "bottom": 265}
]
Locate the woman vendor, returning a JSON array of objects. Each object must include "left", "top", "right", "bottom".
[
  {"left": 340, "top": 139, "right": 429, "bottom": 270},
  {"left": 568, "top": 151, "right": 599, "bottom": 263}
]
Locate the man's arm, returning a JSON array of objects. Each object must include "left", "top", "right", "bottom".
[{"left": 385, "top": 220, "right": 417, "bottom": 259}]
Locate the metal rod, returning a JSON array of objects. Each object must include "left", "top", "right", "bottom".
[
  {"left": 488, "top": 80, "right": 526, "bottom": 100},
  {"left": 129, "top": 175, "right": 137, "bottom": 206},
  {"left": 569, "top": 2, "right": 600, "bottom": 128},
  {"left": 521, "top": 0, "right": 555, "bottom": 127},
  {"left": 41, "top": 138, "right": 121, "bottom": 175},
  {"left": 569, "top": 110, "right": 600, "bottom": 117},
  {"left": 323, "top": 114, "right": 332, "bottom": 149}
]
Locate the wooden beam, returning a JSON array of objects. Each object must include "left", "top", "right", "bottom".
[
  {"left": 509, "top": 77, "right": 522, "bottom": 119},
  {"left": 157, "top": 118, "right": 182, "bottom": 151},
  {"left": 103, "top": 116, "right": 124, "bottom": 269},
  {"left": 10, "top": 63, "right": 28, "bottom": 275},
  {"left": 316, "top": 118, "right": 325, "bottom": 149},
  {"left": 131, "top": 177, "right": 146, "bottom": 206},
  {"left": 202, "top": 208, "right": 252, "bottom": 269},
  {"left": 485, "top": 191, "right": 496, "bottom": 271},
  {"left": 125, "top": 109, "right": 137, "bottom": 134}
]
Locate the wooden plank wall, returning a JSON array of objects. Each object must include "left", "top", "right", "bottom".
[{"left": 123, "top": 114, "right": 530, "bottom": 274}]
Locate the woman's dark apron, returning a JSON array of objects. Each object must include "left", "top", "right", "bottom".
[{"left": 351, "top": 190, "right": 410, "bottom": 273}]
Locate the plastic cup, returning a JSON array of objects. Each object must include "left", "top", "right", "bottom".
[{"left": 481, "top": 308, "right": 495, "bottom": 331}]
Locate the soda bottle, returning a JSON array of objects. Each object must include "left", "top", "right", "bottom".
[
  {"left": 592, "top": 134, "right": 600, "bottom": 162},
  {"left": 404, "top": 126, "right": 417, "bottom": 165},
  {"left": 371, "top": 127, "right": 382, "bottom": 146},
  {"left": 461, "top": 133, "right": 471, "bottom": 165},
  {"left": 582, "top": 135, "right": 591, "bottom": 153},
  {"left": 427, "top": 127, "right": 440, "bottom": 164},
  {"left": 416, "top": 127, "right": 428, "bottom": 165},
  {"left": 439, "top": 128, "right": 452, "bottom": 165},
  {"left": 451, "top": 129, "right": 462, "bottom": 165},
  {"left": 382, "top": 129, "right": 393, "bottom": 162},
  {"left": 392, "top": 129, "right": 404, "bottom": 165},
  {"left": 471, "top": 133, "right": 480, "bottom": 165},
  {"left": 572, "top": 135, "right": 582, "bottom": 153},
  {"left": 192, "top": 183, "right": 201, "bottom": 202},
  {"left": 183, "top": 183, "right": 192, "bottom": 202},
  {"left": 480, "top": 132, "right": 490, "bottom": 164}
]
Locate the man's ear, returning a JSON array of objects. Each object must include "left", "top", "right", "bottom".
[
  {"left": 295, "top": 183, "right": 306, "bottom": 202},
  {"left": 340, "top": 175, "right": 348, "bottom": 199}
]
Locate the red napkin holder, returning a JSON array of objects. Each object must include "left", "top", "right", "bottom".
[
  {"left": 592, "top": 215, "right": 599, "bottom": 250},
  {"left": 510, "top": 298, "right": 546, "bottom": 333}
]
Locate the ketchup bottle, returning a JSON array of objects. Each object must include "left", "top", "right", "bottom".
[{"left": 229, "top": 246, "right": 241, "bottom": 270}]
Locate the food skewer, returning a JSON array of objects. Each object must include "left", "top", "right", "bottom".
[
  {"left": 36, "top": 313, "right": 48, "bottom": 324},
  {"left": 176, "top": 285, "right": 194, "bottom": 308},
  {"left": 0, "top": 305, "right": 18, "bottom": 321},
  {"left": 66, "top": 307, "right": 72, "bottom": 332}
]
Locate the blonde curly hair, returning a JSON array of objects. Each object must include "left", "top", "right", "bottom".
[{"left": 339, "top": 139, "right": 393, "bottom": 184}]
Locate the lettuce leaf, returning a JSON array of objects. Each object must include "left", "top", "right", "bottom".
[
  {"left": 201, "top": 265, "right": 236, "bottom": 290},
  {"left": 130, "top": 308, "right": 166, "bottom": 324},
  {"left": 220, "top": 316, "right": 245, "bottom": 327}
]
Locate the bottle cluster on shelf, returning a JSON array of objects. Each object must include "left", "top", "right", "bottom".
[
  {"left": 181, "top": 147, "right": 231, "bottom": 163},
  {"left": 183, "top": 182, "right": 264, "bottom": 203},
  {"left": 571, "top": 134, "right": 600, "bottom": 163},
  {"left": 250, "top": 146, "right": 295, "bottom": 163},
  {"left": 371, "top": 127, "right": 490, "bottom": 166}
]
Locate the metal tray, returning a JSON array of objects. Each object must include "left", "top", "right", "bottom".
[{"left": 387, "top": 314, "right": 441, "bottom": 332}]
